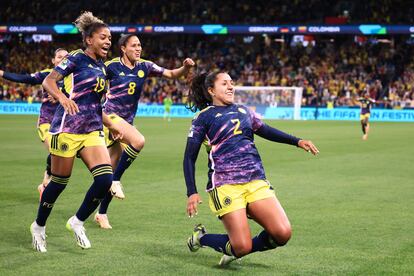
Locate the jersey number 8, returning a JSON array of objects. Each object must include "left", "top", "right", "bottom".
[{"left": 128, "top": 82, "right": 136, "bottom": 95}]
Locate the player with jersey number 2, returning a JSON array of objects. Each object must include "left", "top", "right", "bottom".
[{"left": 183, "top": 71, "right": 319, "bottom": 266}]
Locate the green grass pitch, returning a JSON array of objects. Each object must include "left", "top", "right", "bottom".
[{"left": 0, "top": 115, "right": 413, "bottom": 275}]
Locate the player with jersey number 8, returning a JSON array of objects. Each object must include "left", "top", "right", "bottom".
[{"left": 93, "top": 34, "right": 195, "bottom": 229}]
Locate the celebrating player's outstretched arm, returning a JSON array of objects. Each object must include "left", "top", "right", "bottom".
[
  {"left": 162, "top": 58, "right": 195, "bottom": 79},
  {"left": 0, "top": 47, "right": 68, "bottom": 199}
]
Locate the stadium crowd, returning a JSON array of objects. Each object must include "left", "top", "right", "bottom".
[
  {"left": 2, "top": 1, "right": 414, "bottom": 108},
  {"left": 1, "top": 34, "right": 413, "bottom": 108},
  {"left": 1, "top": 0, "right": 413, "bottom": 24}
]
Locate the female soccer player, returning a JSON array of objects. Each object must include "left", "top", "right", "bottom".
[
  {"left": 0, "top": 48, "right": 68, "bottom": 196},
  {"left": 94, "top": 34, "right": 195, "bottom": 229},
  {"left": 183, "top": 72, "right": 319, "bottom": 266},
  {"left": 29, "top": 11, "right": 124, "bottom": 253},
  {"left": 358, "top": 92, "right": 376, "bottom": 140}
]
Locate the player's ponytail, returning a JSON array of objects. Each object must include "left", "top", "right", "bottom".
[
  {"left": 74, "top": 11, "right": 108, "bottom": 47},
  {"left": 187, "top": 72, "right": 221, "bottom": 112}
]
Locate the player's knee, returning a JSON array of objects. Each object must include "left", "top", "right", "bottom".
[
  {"left": 232, "top": 240, "right": 252, "bottom": 257},
  {"left": 131, "top": 134, "right": 145, "bottom": 150},
  {"left": 272, "top": 226, "right": 292, "bottom": 246}
]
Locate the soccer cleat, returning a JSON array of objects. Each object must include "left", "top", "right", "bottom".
[
  {"left": 110, "top": 181, "right": 125, "bottom": 199},
  {"left": 94, "top": 213, "right": 112, "bottom": 229},
  {"left": 66, "top": 216, "right": 91, "bottom": 249},
  {"left": 187, "top": 224, "right": 206, "bottom": 252},
  {"left": 219, "top": 255, "right": 238, "bottom": 266},
  {"left": 30, "top": 221, "right": 47, "bottom": 253}
]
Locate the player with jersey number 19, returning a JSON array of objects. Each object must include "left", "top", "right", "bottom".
[
  {"left": 183, "top": 71, "right": 319, "bottom": 266},
  {"left": 29, "top": 11, "right": 124, "bottom": 253}
]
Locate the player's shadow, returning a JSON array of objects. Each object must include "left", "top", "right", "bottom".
[
  {"left": 142, "top": 241, "right": 271, "bottom": 270},
  {"left": 4, "top": 226, "right": 88, "bottom": 256},
  {"left": 211, "top": 260, "right": 272, "bottom": 270}
]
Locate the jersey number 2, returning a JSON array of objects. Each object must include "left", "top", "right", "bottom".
[{"left": 231, "top": 119, "right": 242, "bottom": 135}]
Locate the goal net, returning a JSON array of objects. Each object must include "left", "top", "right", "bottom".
[{"left": 234, "top": 86, "right": 303, "bottom": 120}]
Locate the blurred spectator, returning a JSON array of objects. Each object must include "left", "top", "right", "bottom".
[
  {"left": 1, "top": 0, "right": 413, "bottom": 25},
  {"left": 1, "top": 34, "right": 413, "bottom": 108}
]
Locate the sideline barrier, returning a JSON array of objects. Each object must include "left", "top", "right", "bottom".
[
  {"left": 1, "top": 103, "right": 413, "bottom": 122},
  {"left": 3, "top": 24, "right": 414, "bottom": 35},
  {"left": 0, "top": 102, "right": 41, "bottom": 114},
  {"left": 264, "top": 107, "right": 414, "bottom": 122}
]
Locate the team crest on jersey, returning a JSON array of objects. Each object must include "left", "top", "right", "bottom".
[
  {"left": 223, "top": 196, "right": 232, "bottom": 206},
  {"left": 137, "top": 70, "right": 145, "bottom": 78},
  {"left": 58, "top": 58, "right": 69, "bottom": 70},
  {"left": 60, "top": 143, "right": 69, "bottom": 152},
  {"left": 238, "top": 108, "right": 247, "bottom": 114}
]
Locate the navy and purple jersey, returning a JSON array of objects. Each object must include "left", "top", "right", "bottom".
[
  {"left": 2, "top": 69, "right": 65, "bottom": 126},
  {"left": 359, "top": 98, "right": 375, "bottom": 114},
  {"left": 103, "top": 57, "right": 165, "bottom": 124},
  {"left": 187, "top": 104, "right": 266, "bottom": 191},
  {"left": 50, "top": 49, "right": 107, "bottom": 134}
]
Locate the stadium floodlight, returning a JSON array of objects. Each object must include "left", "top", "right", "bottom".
[{"left": 234, "top": 86, "right": 303, "bottom": 120}]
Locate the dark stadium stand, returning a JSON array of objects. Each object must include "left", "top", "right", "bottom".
[{"left": 1, "top": 0, "right": 413, "bottom": 24}]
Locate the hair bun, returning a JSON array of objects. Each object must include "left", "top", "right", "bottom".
[{"left": 74, "top": 11, "right": 104, "bottom": 34}]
